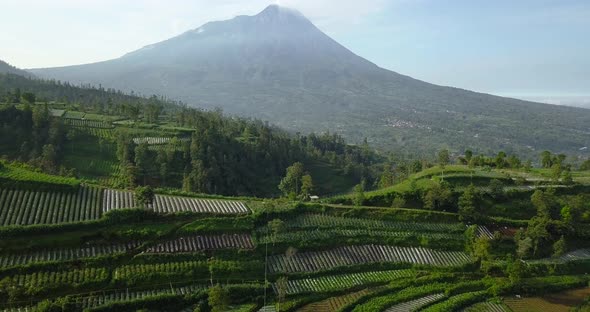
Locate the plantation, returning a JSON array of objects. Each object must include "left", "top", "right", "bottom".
[
  {"left": 0, "top": 186, "right": 102, "bottom": 225},
  {"left": 102, "top": 189, "right": 250, "bottom": 215},
  {"left": 1, "top": 88, "right": 590, "bottom": 311},
  {"left": 267, "top": 245, "right": 473, "bottom": 274}
]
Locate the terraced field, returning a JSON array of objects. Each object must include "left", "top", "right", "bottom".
[
  {"left": 528, "top": 248, "right": 590, "bottom": 264},
  {"left": 268, "top": 245, "right": 473, "bottom": 273},
  {"left": 146, "top": 234, "right": 254, "bottom": 253},
  {"left": 64, "top": 118, "right": 114, "bottom": 129},
  {"left": 75, "top": 284, "right": 204, "bottom": 309},
  {"left": 504, "top": 287, "right": 590, "bottom": 312},
  {"left": 277, "top": 270, "right": 415, "bottom": 295},
  {"left": 462, "top": 302, "right": 509, "bottom": 312},
  {"left": 384, "top": 293, "right": 445, "bottom": 312},
  {"left": 103, "top": 189, "right": 249, "bottom": 215},
  {"left": 260, "top": 229, "right": 464, "bottom": 245},
  {"left": 0, "top": 242, "right": 140, "bottom": 268},
  {"left": 297, "top": 288, "right": 372, "bottom": 312},
  {"left": 284, "top": 214, "right": 465, "bottom": 232},
  {"left": 0, "top": 186, "right": 102, "bottom": 225}
]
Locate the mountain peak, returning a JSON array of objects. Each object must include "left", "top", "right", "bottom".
[{"left": 255, "top": 4, "right": 308, "bottom": 24}]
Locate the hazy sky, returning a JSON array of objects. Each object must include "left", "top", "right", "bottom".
[{"left": 1, "top": 0, "right": 589, "bottom": 97}]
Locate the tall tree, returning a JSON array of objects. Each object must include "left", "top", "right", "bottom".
[
  {"left": 278, "top": 162, "right": 305, "bottom": 198},
  {"left": 458, "top": 184, "right": 479, "bottom": 222}
]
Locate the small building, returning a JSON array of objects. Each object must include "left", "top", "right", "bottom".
[{"left": 309, "top": 195, "right": 320, "bottom": 201}]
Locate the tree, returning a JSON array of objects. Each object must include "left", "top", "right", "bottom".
[
  {"left": 208, "top": 284, "right": 229, "bottom": 312},
  {"left": 40, "top": 144, "right": 57, "bottom": 172},
  {"left": 507, "top": 258, "right": 527, "bottom": 283},
  {"left": 378, "top": 168, "right": 395, "bottom": 188},
  {"left": 134, "top": 185, "right": 155, "bottom": 208},
  {"left": 581, "top": 159, "right": 590, "bottom": 171},
  {"left": 495, "top": 151, "right": 507, "bottom": 169},
  {"left": 353, "top": 183, "right": 365, "bottom": 207},
  {"left": 541, "top": 151, "right": 553, "bottom": 168},
  {"left": 458, "top": 184, "right": 479, "bottom": 222},
  {"left": 552, "top": 236, "right": 567, "bottom": 258},
  {"left": 300, "top": 174, "right": 313, "bottom": 199},
  {"left": 278, "top": 162, "right": 305, "bottom": 198},
  {"left": 276, "top": 277, "right": 288, "bottom": 312},
  {"left": 268, "top": 219, "right": 285, "bottom": 244},
  {"left": 465, "top": 150, "right": 473, "bottom": 162},
  {"left": 551, "top": 163, "right": 562, "bottom": 182},
  {"left": 437, "top": 149, "right": 450, "bottom": 175},
  {"left": 488, "top": 179, "right": 504, "bottom": 199},
  {"left": 562, "top": 169, "right": 573, "bottom": 185},
  {"left": 422, "top": 181, "right": 453, "bottom": 211},
  {"left": 472, "top": 237, "right": 491, "bottom": 262},
  {"left": 21, "top": 92, "right": 36, "bottom": 104}
]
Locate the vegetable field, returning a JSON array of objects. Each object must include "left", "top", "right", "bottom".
[
  {"left": 146, "top": 234, "right": 254, "bottom": 253},
  {"left": 259, "top": 229, "right": 465, "bottom": 245},
  {"left": 298, "top": 288, "right": 373, "bottom": 312},
  {"left": 0, "top": 186, "right": 102, "bottom": 226},
  {"left": 0, "top": 242, "right": 140, "bottom": 268},
  {"left": 276, "top": 269, "right": 415, "bottom": 295},
  {"left": 284, "top": 214, "right": 465, "bottom": 233},
  {"left": 64, "top": 118, "right": 114, "bottom": 129},
  {"left": 463, "top": 302, "right": 509, "bottom": 312},
  {"left": 268, "top": 245, "right": 473, "bottom": 273},
  {"left": 102, "top": 189, "right": 249, "bottom": 215},
  {"left": 75, "top": 284, "right": 204, "bottom": 309},
  {"left": 133, "top": 137, "right": 173, "bottom": 145},
  {"left": 384, "top": 293, "right": 444, "bottom": 312},
  {"left": 8, "top": 267, "right": 109, "bottom": 288}
]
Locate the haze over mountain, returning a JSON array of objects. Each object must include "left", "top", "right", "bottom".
[
  {"left": 0, "top": 60, "right": 34, "bottom": 78},
  {"left": 30, "top": 5, "right": 590, "bottom": 157}
]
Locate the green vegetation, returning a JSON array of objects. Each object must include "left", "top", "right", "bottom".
[{"left": 0, "top": 72, "right": 590, "bottom": 312}]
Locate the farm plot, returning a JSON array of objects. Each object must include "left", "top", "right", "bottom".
[
  {"left": 146, "top": 234, "right": 254, "bottom": 253},
  {"left": 384, "top": 293, "right": 444, "bottom": 312},
  {"left": 259, "top": 229, "right": 465, "bottom": 245},
  {"left": 528, "top": 248, "right": 590, "bottom": 264},
  {"left": 297, "top": 288, "right": 373, "bottom": 312},
  {"left": 133, "top": 137, "right": 172, "bottom": 145},
  {"left": 504, "top": 287, "right": 590, "bottom": 312},
  {"left": 75, "top": 284, "right": 204, "bottom": 309},
  {"left": 476, "top": 225, "right": 494, "bottom": 239},
  {"left": 64, "top": 118, "right": 114, "bottom": 129},
  {"left": 285, "top": 214, "right": 465, "bottom": 233},
  {"left": 462, "top": 302, "right": 509, "bottom": 312},
  {"left": 7, "top": 267, "right": 109, "bottom": 288},
  {"left": 0, "top": 242, "right": 140, "bottom": 268},
  {"left": 275, "top": 269, "right": 415, "bottom": 295},
  {"left": 0, "top": 186, "right": 102, "bottom": 226},
  {"left": 102, "top": 189, "right": 249, "bottom": 215},
  {"left": 268, "top": 245, "right": 473, "bottom": 274}
]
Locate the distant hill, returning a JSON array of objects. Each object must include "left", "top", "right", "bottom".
[
  {"left": 30, "top": 5, "right": 590, "bottom": 158},
  {"left": 0, "top": 59, "right": 33, "bottom": 78}
]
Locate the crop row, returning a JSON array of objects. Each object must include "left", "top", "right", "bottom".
[
  {"left": 259, "top": 229, "right": 465, "bottom": 244},
  {"left": 528, "top": 248, "right": 590, "bottom": 264},
  {"left": 7, "top": 267, "right": 109, "bottom": 288},
  {"left": 0, "top": 242, "right": 140, "bottom": 268},
  {"left": 146, "top": 234, "right": 253, "bottom": 253},
  {"left": 0, "top": 186, "right": 102, "bottom": 226},
  {"left": 384, "top": 293, "right": 444, "bottom": 312},
  {"left": 285, "top": 214, "right": 465, "bottom": 233},
  {"left": 476, "top": 226, "right": 494, "bottom": 239},
  {"left": 102, "top": 189, "right": 249, "bottom": 215},
  {"left": 276, "top": 269, "right": 415, "bottom": 295},
  {"left": 132, "top": 137, "right": 172, "bottom": 145},
  {"left": 463, "top": 302, "right": 509, "bottom": 312},
  {"left": 268, "top": 245, "right": 473, "bottom": 273},
  {"left": 75, "top": 284, "right": 204, "bottom": 309},
  {"left": 64, "top": 118, "right": 114, "bottom": 129}
]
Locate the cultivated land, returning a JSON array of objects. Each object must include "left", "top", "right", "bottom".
[{"left": 1, "top": 75, "right": 590, "bottom": 311}]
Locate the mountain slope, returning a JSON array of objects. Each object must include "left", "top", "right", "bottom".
[
  {"left": 30, "top": 5, "right": 590, "bottom": 157},
  {"left": 0, "top": 60, "right": 34, "bottom": 78}
]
